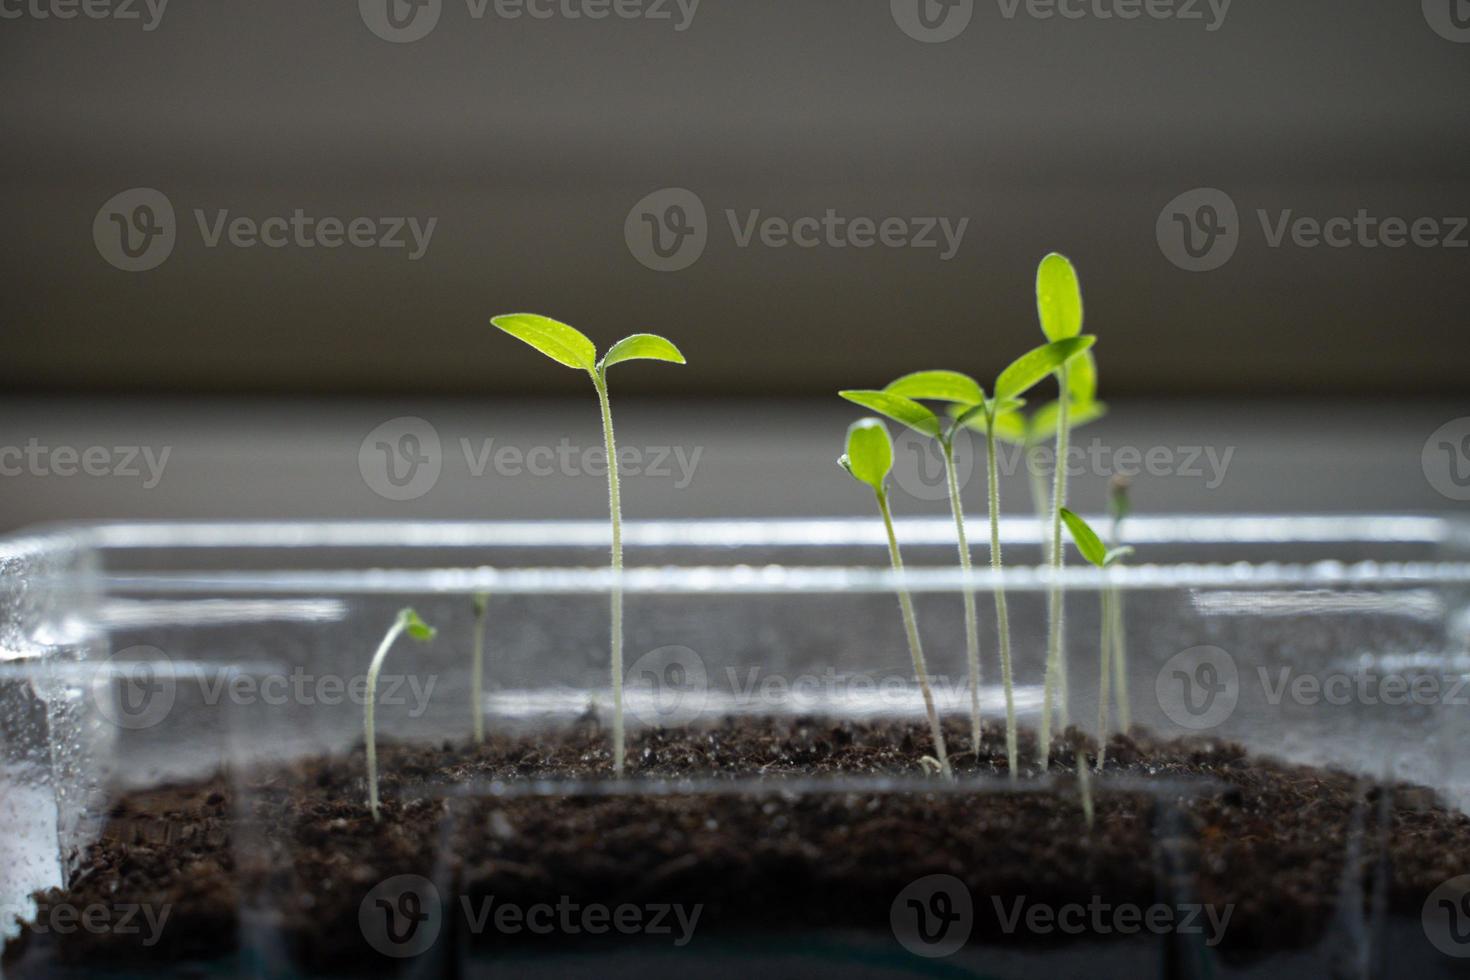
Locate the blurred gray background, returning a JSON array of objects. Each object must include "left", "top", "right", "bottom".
[{"left": 1, "top": 0, "right": 1467, "bottom": 529}]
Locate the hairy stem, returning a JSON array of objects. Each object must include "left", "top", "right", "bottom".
[
  {"left": 942, "top": 440, "right": 982, "bottom": 756},
  {"left": 1096, "top": 587, "right": 1113, "bottom": 771},
  {"left": 1112, "top": 584, "right": 1130, "bottom": 732},
  {"left": 1040, "top": 366, "right": 1072, "bottom": 766},
  {"left": 471, "top": 593, "right": 488, "bottom": 745},
  {"left": 985, "top": 418, "right": 1018, "bottom": 778},
  {"left": 878, "top": 489, "right": 952, "bottom": 780},
  {"left": 593, "top": 371, "right": 625, "bottom": 777},
  {"left": 365, "top": 617, "right": 410, "bottom": 821}
]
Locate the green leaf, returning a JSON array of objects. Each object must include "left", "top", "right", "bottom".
[
  {"left": 491, "top": 314, "right": 597, "bottom": 371},
  {"left": 1102, "top": 545, "right": 1135, "bottom": 567},
  {"left": 843, "top": 418, "right": 893, "bottom": 491},
  {"left": 838, "top": 390, "right": 941, "bottom": 439},
  {"left": 1029, "top": 399, "right": 1108, "bottom": 442},
  {"left": 600, "top": 333, "right": 686, "bottom": 371},
  {"left": 994, "top": 336, "right": 1097, "bottom": 400},
  {"left": 399, "top": 607, "right": 437, "bottom": 642},
  {"left": 883, "top": 370, "right": 985, "bottom": 406},
  {"left": 953, "top": 404, "right": 1028, "bottom": 444},
  {"left": 1059, "top": 508, "right": 1108, "bottom": 567},
  {"left": 1068, "top": 349, "right": 1098, "bottom": 404},
  {"left": 1036, "top": 253, "right": 1084, "bottom": 341}
]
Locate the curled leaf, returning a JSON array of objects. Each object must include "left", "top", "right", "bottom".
[
  {"left": 399, "top": 608, "right": 437, "bottom": 642},
  {"left": 843, "top": 418, "right": 893, "bottom": 491},
  {"left": 600, "top": 333, "right": 686, "bottom": 371}
]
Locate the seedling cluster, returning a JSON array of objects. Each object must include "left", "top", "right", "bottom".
[{"left": 363, "top": 256, "right": 1127, "bottom": 817}]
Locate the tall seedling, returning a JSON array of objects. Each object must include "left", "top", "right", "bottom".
[
  {"left": 838, "top": 418, "right": 952, "bottom": 779},
  {"left": 1058, "top": 508, "right": 1133, "bottom": 771},
  {"left": 1034, "top": 253, "right": 1091, "bottom": 767},
  {"left": 490, "top": 314, "right": 686, "bottom": 776}
]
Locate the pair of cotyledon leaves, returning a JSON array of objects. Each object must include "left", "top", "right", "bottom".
[{"left": 490, "top": 313, "right": 686, "bottom": 374}]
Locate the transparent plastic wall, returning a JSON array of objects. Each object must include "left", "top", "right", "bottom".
[{"left": 1, "top": 516, "right": 1468, "bottom": 975}]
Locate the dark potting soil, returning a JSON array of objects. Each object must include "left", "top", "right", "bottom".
[{"left": 5, "top": 715, "right": 1469, "bottom": 975}]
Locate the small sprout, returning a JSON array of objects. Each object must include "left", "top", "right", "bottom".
[
  {"left": 365, "top": 608, "right": 437, "bottom": 821},
  {"left": 471, "top": 592, "right": 489, "bottom": 745},
  {"left": 839, "top": 418, "right": 952, "bottom": 779},
  {"left": 1058, "top": 507, "right": 1131, "bottom": 773},
  {"left": 842, "top": 371, "right": 984, "bottom": 756},
  {"left": 491, "top": 314, "right": 686, "bottom": 776}
]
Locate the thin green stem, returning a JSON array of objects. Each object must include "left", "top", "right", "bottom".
[
  {"left": 471, "top": 594, "right": 488, "bottom": 745},
  {"left": 593, "top": 370, "right": 625, "bottom": 777},
  {"left": 365, "top": 618, "right": 410, "bottom": 821},
  {"left": 985, "top": 416, "right": 1018, "bottom": 779},
  {"left": 877, "top": 489, "right": 952, "bottom": 780},
  {"left": 1096, "top": 587, "right": 1113, "bottom": 771},
  {"left": 1026, "top": 443, "right": 1052, "bottom": 538},
  {"left": 941, "top": 439, "right": 982, "bottom": 757},
  {"left": 1111, "top": 584, "right": 1130, "bottom": 732},
  {"left": 1040, "top": 365, "right": 1071, "bottom": 766}
]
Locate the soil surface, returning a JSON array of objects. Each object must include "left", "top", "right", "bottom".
[{"left": 6, "top": 715, "right": 1470, "bottom": 974}]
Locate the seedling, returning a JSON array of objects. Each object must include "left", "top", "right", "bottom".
[
  {"left": 1034, "top": 253, "right": 1091, "bottom": 766},
  {"left": 838, "top": 417, "right": 952, "bottom": 779},
  {"left": 1106, "top": 477, "right": 1133, "bottom": 733},
  {"left": 365, "top": 607, "right": 437, "bottom": 821},
  {"left": 490, "top": 313, "right": 686, "bottom": 776},
  {"left": 471, "top": 592, "right": 488, "bottom": 745},
  {"left": 1058, "top": 507, "right": 1133, "bottom": 771},
  {"left": 839, "top": 372, "right": 986, "bottom": 756}
]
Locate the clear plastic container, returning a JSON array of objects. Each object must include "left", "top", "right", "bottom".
[{"left": 2, "top": 515, "right": 1469, "bottom": 977}]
